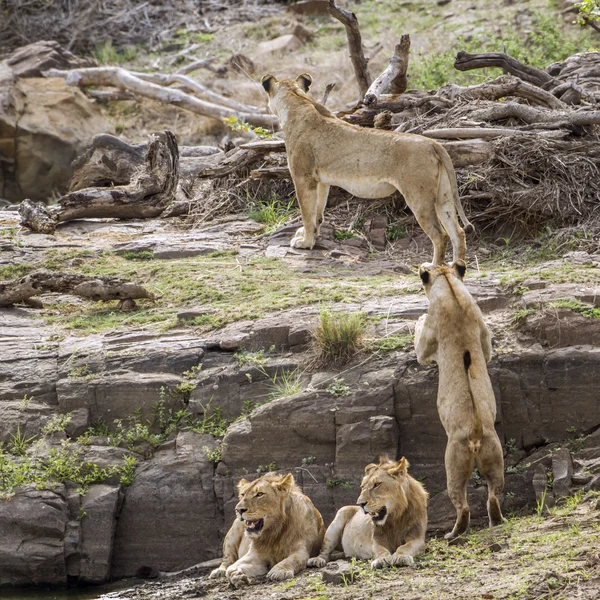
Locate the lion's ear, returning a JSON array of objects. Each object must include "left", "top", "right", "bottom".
[
  {"left": 419, "top": 264, "right": 431, "bottom": 286},
  {"left": 452, "top": 260, "right": 467, "bottom": 280},
  {"left": 296, "top": 73, "right": 313, "bottom": 92},
  {"left": 274, "top": 473, "right": 294, "bottom": 493},
  {"left": 364, "top": 463, "right": 378, "bottom": 475},
  {"left": 237, "top": 478, "right": 249, "bottom": 491},
  {"left": 387, "top": 457, "right": 409, "bottom": 477},
  {"left": 261, "top": 73, "right": 278, "bottom": 94}
]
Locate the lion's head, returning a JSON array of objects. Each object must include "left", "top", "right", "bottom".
[
  {"left": 418, "top": 260, "right": 467, "bottom": 298},
  {"left": 235, "top": 472, "right": 296, "bottom": 538},
  {"left": 357, "top": 457, "right": 412, "bottom": 526}
]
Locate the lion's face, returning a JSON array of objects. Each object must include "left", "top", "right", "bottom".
[
  {"left": 357, "top": 457, "right": 410, "bottom": 527},
  {"left": 235, "top": 473, "right": 294, "bottom": 538}
]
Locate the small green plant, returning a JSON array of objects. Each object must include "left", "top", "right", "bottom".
[
  {"left": 189, "top": 403, "right": 229, "bottom": 437},
  {"left": 506, "top": 438, "right": 519, "bottom": 454},
  {"left": 386, "top": 223, "right": 408, "bottom": 242},
  {"left": 8, "top": 425, "right": 37, "bottom": 456},
  {"left": 257, "top": 462, "right": 278, "bottom": 473},
  {"left": 121, "top": 250, "right": 154, "bottom": 261},
  {"left": 241, "top": 399, "right": 258, "bottom": 417},
  {"left": 312, "top": 311, "right": 366, "bottom": 366},
  {"left": 327, "top": 378, "right": 352, "bottom": 397},
  {"left": 94, "top": 40, "right": 138, "bottom": 64},
  {"left": 575, "top": 0, "right": 600, "bottom": 26},
  {"left": 41, "top": 413, "right": 72, "bottom": 436},
  {"left": 334, "top": 230, "right": 356, "bottom": 241},
  {"left": 77, "top": 506, "right": 88, "bottom": 521},
  {"left": 368, "top": 333, "right": 413, "bottom": 354},
  {"left": 203, "top": 442, "right": 224, "bottom": 464},
  {"left": 223, "top": 116, "right": 274, "bottom": 139},
  {"left": 248, "top": 197, "right": 297, "bottom": 232},
  {"left": 120, "top": 455, "right": 138, "bottom": 486},
  {"left": 302, "top": 456, "right": 316, "bottom": 466},
  {"left": 68, "top": 364, "right": 97, "bottom": 380},
  {"left": 268, "top": 369, "right": 304, "bottom": 399},
  {"left": 235, "top": 349, "right": 269, "bottom": 368},
  {"left": 513, "top": 307, "right": 536, "bottom": 324},
  {"left": 18, "top": 395, "right": 33, "bottom": 412},
  {"left": 86, "top": 420, "right": 110, "bottom": 437},
  {"left": 174, "top": 381, "right": 197, "bottom": 398},
  {"left": 326, "top": 478, "right": 353, "bottom": 490},
  {"left": 183, "top": 365, "right": 201, "bottom": 379},
  {"left": 536, "top": 488, "right": 547, "bottom": 518}
]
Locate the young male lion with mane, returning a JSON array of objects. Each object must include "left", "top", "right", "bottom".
[
  {"left": 210, "top": 472, "right": 325, "bottom": 587},
  {"left": 415, "top": 260, "right": 505, "bottom": 540},
  {"left": 260, "top": 72, "right": 473, "bottom": 266},
  {"left": 307, "top": 457, "right": 428, "bottom": 569}
]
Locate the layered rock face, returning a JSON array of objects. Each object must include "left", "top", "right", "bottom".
[{"left": 2, "top": 290, "right": 600, "bottom": 586}]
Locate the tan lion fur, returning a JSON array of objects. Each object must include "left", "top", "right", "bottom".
[
  {"left": 307, "top": 457, "right": 428, "bottom": 569},
  {"left": 414, "top": 260, "right": 505, "bottom": 540},
  {"left": 260, "top": 73, "right": 473, "bottom": 266},
  {"left": 210, "top": 472, "right": 325, "bottom": 587}
]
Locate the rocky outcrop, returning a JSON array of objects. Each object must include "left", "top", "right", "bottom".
[{"left": 0, "top": 42, "right": 112, "bottom": 203}]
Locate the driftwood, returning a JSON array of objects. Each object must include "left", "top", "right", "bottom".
[
  {"left": 0, "top": 271, "right": 153, "bottom": 307},
  {"left": 328, "top": 0, "right": 371, "bottom": 97},
  {"left": 44, "top": 66, "right": 277, "bottom": 128},
  {"left": 69, "top": 133, "right": 222, "bottom": 191},
  {"left": 364, "top": 34, "right": 411, "bottom": 107},
  {"left": 454, "top": 51, "right": 557, "bottom": 89},
  {"left": 20, "top": 131, "right": 179, "bottom": 233}
]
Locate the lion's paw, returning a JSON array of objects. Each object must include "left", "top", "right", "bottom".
[
  {"left": 226, "top": 567, "right": 250, "bottom": 588},
  {"left": 390, "top": 553, "right": 414, "bottom": 567},
  {"left": 307, "top": 556, "right": 327, "bottom": 568},
  {"left": 267, "top": 566, "right": 295, "bottom": 581},
  {"left": 290, "top": 227, "right": 314, "bottom": 249},
  {"left": 371, "top": 555, "right": 392, "bottom": 569},
  {"left": 209, "top": 566, "right": 227, "bottom": 579}
]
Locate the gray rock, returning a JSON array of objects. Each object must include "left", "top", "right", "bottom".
[
  {"left": 111, "top": 432, "right": 220, "bottom": 577},
  {"left": 321, "top": 560, "right": 356, "bottom": 585},
  {"left": 0, "top": 485, "right": 69, "bottom": 586},
  {"left": 65, "top": 407, "right": 90, "bottom": 439},
  {"left": 79, "top": 484, "right": 122, "bottom": 583},
  {"left": 552, "top": 447, "right": 573, "bottom": 498}
]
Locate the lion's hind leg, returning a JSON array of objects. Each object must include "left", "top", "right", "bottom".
[
  {"left": 444, "top": 438, "right": 474, "bottom": 541},
  {"left": 435, "top": 170, "right": 467, "bottom": 264},
  {"left": 476, "top": 433, "right": 506, "bottom": 527}
]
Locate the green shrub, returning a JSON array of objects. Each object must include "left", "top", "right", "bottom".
[{"left": 312, "top": 311, "right": 366, "bottom": 365}]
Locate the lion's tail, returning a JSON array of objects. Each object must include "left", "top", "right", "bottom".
[
  {"left": 433, "top": 144, "right": 474, "bottom": 234},
  {"left": 464, "top": 350, "right": 483, "bottom": 453}
]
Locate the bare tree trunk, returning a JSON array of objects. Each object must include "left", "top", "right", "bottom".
[
  {"left": 44, "top": 66, "right": 278, "bottom": 128},
  {"left": 20, "top": 131, "right": 180, "bottom": 233},
  {"left": 364, "top": 34, "right": 411, "bottom": 107},
  {"left": 328, "top": 0, "right": 372, "bottom": 97},
  {"left": 0, "top": 271, "right": 153, "bottom": 307}
]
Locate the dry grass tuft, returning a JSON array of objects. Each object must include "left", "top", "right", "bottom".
[{"left": 311, "top": 310, "right": 366, "bottom": 367}]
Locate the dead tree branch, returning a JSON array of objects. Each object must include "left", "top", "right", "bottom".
[
  {"left": 364, "top": 34, "right": 411, "bottom": 107},
  {"left": 328, "top": 0, "right": 371, "bottom": 97},
  {"left": 20, "top": 131, "right": 180, "bottom": 233},
  {"left": 44, "top": 67, "right": 278, "bottom": 128},
  {"left": 0, "top": 271, "right": 153, "bottom": 307}
]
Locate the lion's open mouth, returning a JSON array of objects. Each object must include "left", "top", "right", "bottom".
[
  {"left": 245, "top": 518, "right": 264, "bottom": 534},
  {"left": 370, "top": 507, "right": 387, "bottom": 522}
]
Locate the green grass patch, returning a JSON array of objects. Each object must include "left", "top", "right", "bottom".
[
  {"left": 312, "top": 311, "right": 366, "bottom": 366},
  {"left": 551, "top": 299, "right": 600, "bottom": 318},
  {"left": 121, "top": 250, "right": 154, "bottom": 261},
  {"left": 368, "top": 333, "right": 413, "bottom": 354}
]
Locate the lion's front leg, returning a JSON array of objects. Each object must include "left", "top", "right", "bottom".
[
  {"left": 290, "top": 178, "right": 318, "bottom": 249},
  {"left": 390, "top": 535, "right": 426, "bottom": 567},
  {"left": 414, "top": 314, "right": 438, "bottom": 365},
  {"left": 315, "top": 183, "right": 330, "bottom": 237},
  {"left": 225, "top": 549, "right": 269, "bottom": 588},
  {"left": 267, "top": 547, "right": 309, "bottom": 581},
  {"left": 370, "top": 541, "right": 393, "bottom": 569}
]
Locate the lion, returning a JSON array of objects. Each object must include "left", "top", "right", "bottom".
[
  {"left": 260, "top": 73, "right": 473, "bottom": 266},
  {"left": 307, "top": 457, "right": 428, "bottom": 570},
  {"left": 209, "top": 472, "right": 325, "bottom": 586},
  {"left": 414, "top": 260, "right": 505, "bottom": 540}
]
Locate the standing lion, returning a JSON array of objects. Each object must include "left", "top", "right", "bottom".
[
  {"left": 260, "top": 73, "right": 473, "bottom": 266},
  {"left": 414, "top": 260, "right": 505, "bottom": 540},
  {"left": 308, "top": 457, "right": 428, "bottom": 569},
  {"left": 210, "top": 472, "right": 325, "bottom": 586}
]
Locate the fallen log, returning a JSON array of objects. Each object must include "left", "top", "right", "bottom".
[
  {"left": 328, "top": 0, "right": 372, "bottom": 97},
  {"left": 0, "top": 271, "right": 153, "bottom": 307},
  {"left": 364, "top": 34, "right": 410, "bottom": 107},
  {"left": 469, "top": 102, "right": 600, "bottom": 127},
  {"left": 44, "top": 66, "right": 278, "bottom": 128},
  {"left": 20, "top": 131, "right": 179, "bottom": 233}
]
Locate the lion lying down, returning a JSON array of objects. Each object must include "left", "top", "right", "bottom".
[
  {"left": 210, "top": 472, "right": 325, "bottom": 586},
  {"left": 308, "top": 457, "right": 428, "bottom": 569},
  {"left": 415, "top": 260, "right": 505, "bottom": 540}
]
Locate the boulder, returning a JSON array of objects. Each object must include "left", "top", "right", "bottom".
[
  {"left": 111, "top": 432, "right": 221, "bottom": 577},
  {"left": 0, "top": 44, "right": 112, "bottom": 203},
  {"left": 255, "top": 34, "right": 303, "bottom": 59},
  {"left": 0, "top": 485, "right": 69, "bottom": 586}
]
